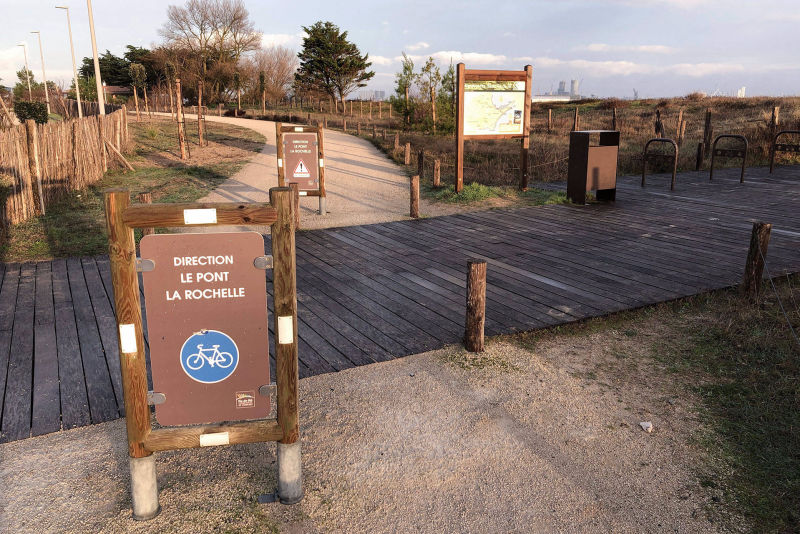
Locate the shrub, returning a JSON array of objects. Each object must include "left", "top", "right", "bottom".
[
  {"left": 685, "top": 91, "right": 706, "bottom": 102},
  {"left": 13, "top": 101, "right": 48, "bottom": 124}
]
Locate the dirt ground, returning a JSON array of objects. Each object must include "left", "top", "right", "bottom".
[{"left": 0, "top": 323, "right": 731, "bottom": 533}]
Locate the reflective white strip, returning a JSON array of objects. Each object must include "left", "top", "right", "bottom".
[
  {"left": 183, "top": 208, "right": 217, "bottom": 225},
  {"left": 293, "top": 126, "right": 303, "bottom": 132},
  {"left": 119, "top": 324, "right": 137, "bottom": 354},
  {"left": 319, "top": 159, "right": 324, "bottom": 168},
  {"left": 278, "top": 316, "right": 294, "bottom": 345},
  {"left": 278, "top": 158, "right": 283, "bottom": 168},
  {"left": 298, "top": 191, "right": 308, "bottom": 196},
  {"left": 199, "top": 432, "right": 230, "bottom": 447}
]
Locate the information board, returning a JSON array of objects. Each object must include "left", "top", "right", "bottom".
[
  {"left": 140, "top": 231, "right": 271, "bottom": 426},
  {"left": 282, "top": 132, "right": 320, "bottom": 191},
  {"left": 462, "top": 80, "right": 526, "bottom": 136}
]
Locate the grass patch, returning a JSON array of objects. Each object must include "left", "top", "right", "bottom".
[
  {"left": 423, "top": 181, "right": 569, "bottom": 206},
  {"left": 1, "top": 118, "right": 264, "bottom": 262},
  {"left": 514, "top": 277, "right": 800, "bottom": 532}
]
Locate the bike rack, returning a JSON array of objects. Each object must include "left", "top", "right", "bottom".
[
  {"left": 642, "top": 138, "right": 679, "bottom": 190},
  {"left": 709, "top": 134, "right": 747, "bottom": 183},
  {"left": 769, "top": 130, "right": 800, "bottom": 173}
]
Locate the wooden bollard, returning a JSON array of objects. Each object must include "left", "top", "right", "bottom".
[
  {"left": 547, "top": 109, "right": 552, "bottom": 133},
  {"left": 742, "top": 222, "right": 772, "bottom": 299},
  {"left": 289, "top": 183, "right": 301, "bottom": 230},
  {"left": 417, "top": 149, "right": 424, "bottom": 177},
  {"left": 394, "top": 132, "right": 400, "bottom": 151},
  {"left": 611, "top": 107, "right": 617, "bottom": 130},
  {"left": 404, "top": 143, "right": 411, "bottom": 165},
  {"left": 382, "top": 129, "right": 386, "bottom": 141},
  {"left": 464, "top": 260, "right": 487, "bottom": 352},
  {"left": 357, "top": 122, "right": 361, "bottom": 135},
  {"left": 138, "top": 192, "right": 154, "bottom": 236},
  {"left": 323, "top": 116, "right": 327, "bottom": 128},
  {"left": 433, "top": 159, "right": 441, "bottom": 187},
  {"left": 372, "top": 125, "right": 377, "bottom": 138},
  {"left": 410, "top": 175, "right": 420, "bottom": 218},
  {"left": 572, "top": 107, "right": 580, "bottom": 131},
  {"left": 343, "top": 119, "right": 347, "bottom": 132}
]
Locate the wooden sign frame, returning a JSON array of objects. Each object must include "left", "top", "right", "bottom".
[
  {"left": 104, "top": 187, "right": 301, "bottom": 519},
  {"left": 455, "top": 63, "right": 533, "bottom": 192},
  {"left": 276, "top": 123, "right": 326, "bottom": 196}
]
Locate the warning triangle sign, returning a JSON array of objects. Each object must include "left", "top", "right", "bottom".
[{"left": 293, "top": 160, "right": 311, "bottom": 178}]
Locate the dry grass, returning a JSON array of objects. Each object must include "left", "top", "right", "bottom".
[{"left": 278, "top": 96, "right": 800, "bottom": 189}]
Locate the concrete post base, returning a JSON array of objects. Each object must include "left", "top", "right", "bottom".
[
  {"left": 318, "top": 196, "right": 327, "bottom": 216},
  {"left": 129, "top": 455, "right": 161, "bottom": 520},
  {"left": 277, "top": 442, "right": 303, "bottom": 504}
]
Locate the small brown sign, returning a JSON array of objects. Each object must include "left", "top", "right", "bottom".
[
  {"left": 140, "top": 232, "right": 271, "bottom": 426},
  {"left": 282, "top": 132, "right": 319, "bottom": 191}
]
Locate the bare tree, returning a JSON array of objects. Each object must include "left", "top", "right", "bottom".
[
  {"left": 159, "top": 0, "right": 260, "bottom": 102},
  {"left": 246, "top": 46, "right": 298, "bottom": 103}
]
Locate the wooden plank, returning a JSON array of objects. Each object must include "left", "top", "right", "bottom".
[
  {"left": 1, "top": 263, "right": 36, "bottom": 442},
  {"left": 31, "top": 262, "right": 61, "bottom": 436},
  {"left": 82, "top": 257, "right": 125, "bottom": 415},
  {"left": 0, "top": 264, "right": 20, "bottom": 433},
  {"left": 66, "top": 257, "right": 118, "bottom": 423},
  {"left": 52, "top": 259, "right": 90, "bottom": 429}
]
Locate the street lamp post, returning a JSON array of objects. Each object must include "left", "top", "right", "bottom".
[
  {"left": 30, "top": 31, "right": 51, "bottom": 115},
  {"left": 56, "top": 5, "right": 82, "bottom": 118},
  {"left": 86, "top": 0, "right": 105, "bottom": 115},
  {"left": 17, "top": 43, "right": 32, "bottom": 100}
]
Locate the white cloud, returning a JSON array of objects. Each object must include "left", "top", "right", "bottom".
[
  {"left": 405, "top": 41, "right": 429, "bottom": 52},
  {"left": 261, "top": 33, "right": 303, "bottom": 49},
  {"left": 581, "top": 43, "right": 677, "bottom": 54},
  {"left": 513, "top": 56, "right": 534, "bottom": 62},
  {"left": 370, "top": 55, "right": 394, "bottom": 66}
]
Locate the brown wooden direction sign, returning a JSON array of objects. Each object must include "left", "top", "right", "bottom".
[
  {"left": 140, "top": 231, "right": 271, "bottom": 426},
  {"left": 276, "top": 123, "right": 326, "bottom": 197}
]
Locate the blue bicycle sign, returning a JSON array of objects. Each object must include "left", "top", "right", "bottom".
[{"left": 180, "top": 329, "right": 239, "bottom": 384}]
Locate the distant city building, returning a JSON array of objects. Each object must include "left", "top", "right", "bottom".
[
  {"left": 533, "top": 79, "right": 582, "bottom": 102},
  {"left": 737, "top": 86, "right": 746, "bottom": 98}
]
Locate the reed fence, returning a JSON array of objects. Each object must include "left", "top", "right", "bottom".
[{"left": 0, "top": 107, "right": 129, "bottom": 231}]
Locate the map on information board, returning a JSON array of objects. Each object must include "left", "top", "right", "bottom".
[{"left": 463, "top": 80, "right": 526, "bottom": 136}]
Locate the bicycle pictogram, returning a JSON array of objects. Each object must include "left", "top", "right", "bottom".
[
  {"left": 186, "top": 344, "right": 234, "bottom": 370},
  {"left": 180, "top": 329, "right": 239, "bottom": 384}
]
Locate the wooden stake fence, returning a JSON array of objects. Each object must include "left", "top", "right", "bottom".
[{"left": 0, "top": 108, "right": 129, "bottom": 228}]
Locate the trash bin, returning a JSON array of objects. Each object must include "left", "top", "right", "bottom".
[{"left": 567, "top": 130, "right": 620, "bottom": 204}]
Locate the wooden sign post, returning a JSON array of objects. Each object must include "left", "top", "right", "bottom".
[
  {"left": 276, "top": 123, "right": 327, "bottom": 215},
  {"left": 104, "top": 189, "right": 302, "bottom": 520},
  {"left": 455, "top": 63, "right": 533, "bottom": 192}
]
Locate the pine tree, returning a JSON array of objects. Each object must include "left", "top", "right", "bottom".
[{"left": 294, "top": 21, "right": 374, "bottom": 110}]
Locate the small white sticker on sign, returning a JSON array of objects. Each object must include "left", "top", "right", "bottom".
[
  {"left": 277, "top": 158, "right": 283, "bottom": 168},
  {"left": 278, "top": 316, "right": 294, "bottom": 345},
  {"left": 119, "top": 324, "right": 137, "bottom": 353},
  {"left": 298, "top": 191, "right": 308, "bottom": 196},
  {"left": 183, "top": 208, "right": 217, "bottom": 225},
  {"left": 319, "top": 159, "right": 324, "bottom": 168},
  {"left": 293, "top": 126, "right": 303, "bottom": 132},
  {"left": 199, "top": 432, "right": 230, "bottom": 447}
]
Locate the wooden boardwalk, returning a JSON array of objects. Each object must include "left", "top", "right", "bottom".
[{"left": 1, "top": 165, "right": 798, "bottom": 442}]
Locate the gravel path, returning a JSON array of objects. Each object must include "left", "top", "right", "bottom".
[
  {"left": 185, "top": 114, "right": 466, "bottom": 231},
  {"left": 0, "top": 335, "right": 727, "bottom": 533}
]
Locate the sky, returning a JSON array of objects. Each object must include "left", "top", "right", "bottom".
[{"left": 1, "top": 0, "right": 798, "bottom": 99}]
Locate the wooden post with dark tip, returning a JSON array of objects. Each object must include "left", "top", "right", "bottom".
[
  {"left": 343, "top": 119, "right": 347, "bottom": 132},
  {"left": 465, "top": 260, "right": 487, "bottom": 353},
  {"left": 417, "top": 149, "right": 424, "bottom": 178},
  {"left": 138, "top": 192, "right": 154, "bottom": 236},
  {"left": 520, "top": 64, "right": 533, "bottom": 191},
  {"left": 394, "top": 132, "right": 400, "bottom": 152},
  {"left": 404, "top": 143, "right": 411, "bottom": 165},
  {"left": 410, "top": 175, "right": 420, "bottom": 218},
  {"left": 612, "top": 107, "right": 617, "bottom": 131},
  {"left": 24, "top": 119, "right": 45, "bottom": 215},
  {"left": 742, "top": 222, "right": 772, "bottom": 299},
  {"left": 433, "top": 159, "right": 441, "bottom": 187},
  {"left": 455, "top": 62, "right": 465, "bottom": 193},
  {"left": 572, "top": 107, "right": 580, "bottom": 131},
  {"left": 547, "top": 109, "right": 552, "bottom": 133},
  {"left": 289, "top": 182, "right": 300, "bottom": 230}
]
